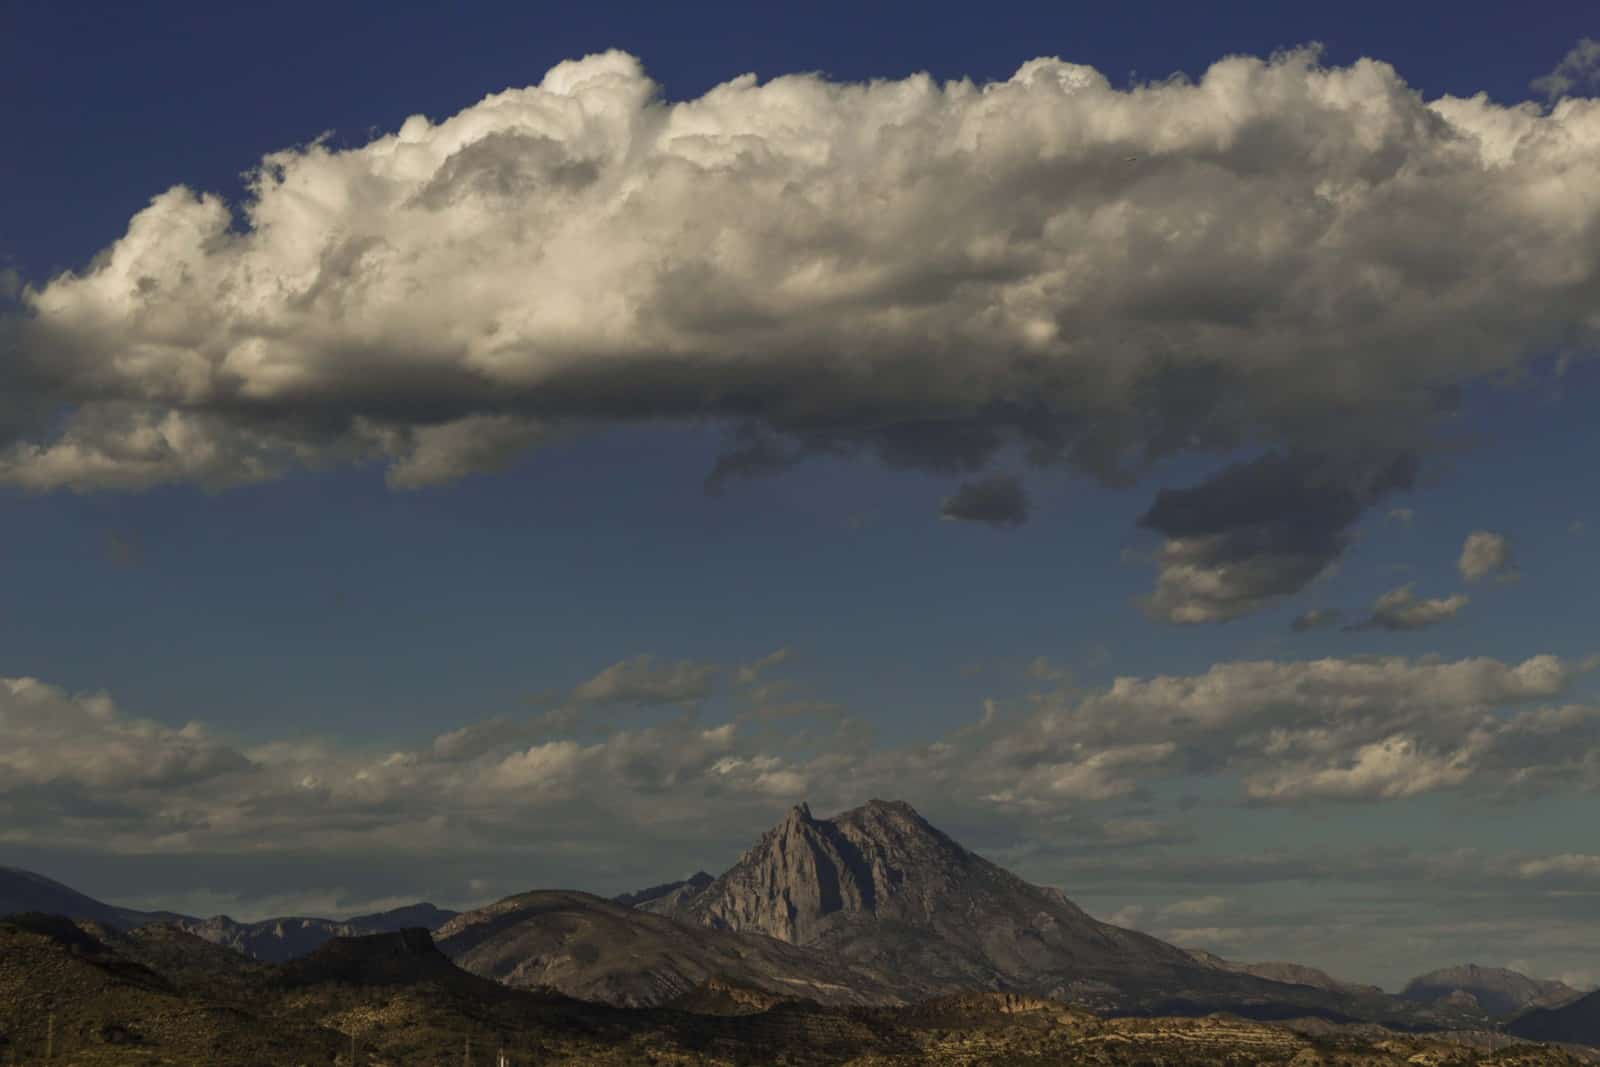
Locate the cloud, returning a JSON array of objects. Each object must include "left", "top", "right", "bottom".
[
  {"left": 1290, "top": 608, "right": 1342, "bottom": 632},
  {"left": 1347, "top": 584, "right": 1470, "bottom": 631},
  {"left": 979, "top": 652, "right": 1591, "bottom": 807},
  {"left": 0, "top": 677, "right": 248, "bottom": 792},
  {"left": 1243, "top": 734, "right": 1474, "bottom": 801},
  {"left": 734, "top": 647, "right": 791, "bottom": 686},
  {"left": 1162, "top": 895, "right": 1228, "bottom": 918},
  {"left": 1, "top": 47, "right": 1596, "bottom": 528},
  {"left": 939, "top": 474, "right": 1030, "bottom": 526},
  {"left": 1026, "top": 656, "right": 1072, "bottom": 683},
  {"left": 1458, "top": 529, "right": 1518, "bottom": 583},
  {"left": 1137, "top": 451, "right": 1417, "bottom": 623},
  {"left": 1533, "top": 38, "right": 1600, "bottom": 102},
  {"left": 2, "top": 647, "right": 1599, "bottom": 931},
  {"left": 570, "top": 654, "right": 718, "bottom": 706}
]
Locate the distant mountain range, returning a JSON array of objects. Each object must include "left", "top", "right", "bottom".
[
  {"left": 1183, "top": 949, "right": 1384, "bottom": 996},
  {"left": 2, "top": 800, "right": 1588, "bottom": 1033},
  {"left": 0, "top": 863, "right": 457, "bottom": 962}
]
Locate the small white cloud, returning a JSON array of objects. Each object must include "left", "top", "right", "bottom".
[
  {"left": 1459, "top": 530, "right": 1518, "bottom": 583},
  {"left": 1349, "top": 584, "right": 1469, "bottom": 631},
  {"left": 571, "top": 654, "right": 718, "bottom": 706},
  {"left": 1532, "top": 38, "right": 1600, "bottom": 102}
]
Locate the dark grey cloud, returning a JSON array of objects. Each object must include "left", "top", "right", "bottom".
[
  {"left": 939, "top": 474, "right": 1030, "bottom": 526},
  {"left": 1137, "top": 451, "right": 1418, "bottom": 623}
]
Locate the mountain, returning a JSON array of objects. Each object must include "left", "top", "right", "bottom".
[
  {"left": 0, "top": 865, "right": 183, "bottom": 930},
  {"left": 1402, "top": 964, "right": 1586, "bottom": 1017},
  {"left": 277, "top": 926, "right": 482, "bottom": 989},
  {"left": 174, "top": 901, "right": 459, "bottom": 962},
  {"left": 1508, "top": 989, "right": 1600, "bottom": 1048},
  {"left": 0, "top": 912, "right": 341, "bottom": 1065},
  {"left": 612, "top": 870, "right": 714, "bottom": 910},
  {"left": 343, "top": 901, "right": 458, "bottom": 930},
  {"left": 435, "top": 888, "right": 910, "bottom": 1007},
  {"left": 4, "top": 912, "right": 1594, "bottom": 1065},
  {"left": 644, "top": 799, "right": 1437, "bottom": 1020},
  {"left": 1186, "top": 948, "right": 1383, "bottom": 996},
  {"left": 2, "top": 862, "right": 457, "bottom": 962}
]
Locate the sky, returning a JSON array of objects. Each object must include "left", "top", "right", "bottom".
[{"left": 3, "top": 0, "right": 1600, "bottom": 992}]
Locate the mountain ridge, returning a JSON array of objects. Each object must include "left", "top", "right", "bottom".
[{"left": 1, "top": 863, "right": 456, "bottom": 962}]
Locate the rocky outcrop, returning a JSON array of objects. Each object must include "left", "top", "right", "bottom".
[{"left": 277, "top": 927, "right": 469, "bottom": 988}]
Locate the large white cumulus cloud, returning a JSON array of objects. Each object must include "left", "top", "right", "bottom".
[{"left": 8, "top": 46, "right": 1600, "bottom": 495}]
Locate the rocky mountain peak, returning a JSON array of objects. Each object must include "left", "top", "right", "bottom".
[{"left": 668, "top": 799, "right": 1062, "bottom": 947}]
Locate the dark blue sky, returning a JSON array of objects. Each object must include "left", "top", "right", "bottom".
[{"left": 2, "top": 0, "right": 1598, "bottom": 989}]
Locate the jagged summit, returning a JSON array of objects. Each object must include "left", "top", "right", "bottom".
[
  {"left": 669, "top": 798, "right": 993, "bottom": 945},
  {"left": 644, "top": 798, "right": 1220, "bottom": 1010}
]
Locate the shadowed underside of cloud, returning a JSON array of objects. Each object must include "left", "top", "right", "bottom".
[
  {"left": 4, "top": 47, "right": 1599, "bottom": 616},
  {"left": 1137, "top": 450, "right": 1417, "bottom": 622},
  {"left": 940, "top": 473, "right": 1030, "bottom": 525}
]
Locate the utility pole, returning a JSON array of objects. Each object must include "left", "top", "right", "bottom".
[
  {"left": 463, "top": 1032, "right": 471, "bottom": 1067},
  {"left": 44, "top": 1012, "right": 54, "bottom": 1062}
]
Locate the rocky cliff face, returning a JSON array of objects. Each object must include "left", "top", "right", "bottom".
[
  {"left": 654, "top": 800, "right": 1242, "bottom": 1011},
  {"left": 664, "top": 800, "right": 1094, "bottom": 945}
]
